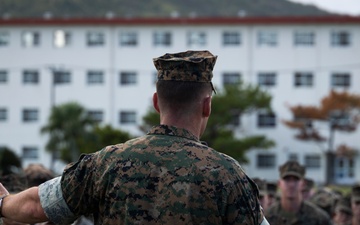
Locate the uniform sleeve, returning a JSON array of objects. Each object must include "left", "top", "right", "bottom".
[
  {"left": 39, "top": 176, "right": 77, "bottom": 225},
  {"left": 60, "top": 153, "right": 99, "bottom": 216}
]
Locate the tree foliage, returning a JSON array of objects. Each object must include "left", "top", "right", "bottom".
[
  {"left": 41, "top": 102, "right": 96, "bottom": 163},
  {"left": 141, "top": 84, "right": 275, "bottom": 162},
  {"left": 0, "top": 147, "right": 22, "bottom": 175},
  {"left": 283, "top": 90, "right": 360, "bottom": 143},
  {"left": 78, "top": 124, "right": 133, "bottom": 153}
]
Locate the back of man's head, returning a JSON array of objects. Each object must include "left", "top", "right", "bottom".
[{"left": 153, "top": 50, "right": 217, "bottom": 113}]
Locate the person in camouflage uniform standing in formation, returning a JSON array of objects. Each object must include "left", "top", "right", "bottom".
[
  {"left": 352, "top": 184, "right": 360, "bottom": 225},
  {"left": 266, "top": 160, "right": 332, "bottom": 225},
  {"left": 0, "top": 50, "right": 269, "bottom": 225},
  {"left": 333, "top": 195, "right": 352, "bottom": 225}
]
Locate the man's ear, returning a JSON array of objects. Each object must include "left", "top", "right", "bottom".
[
  {"left": 202, "top": 96, "right": 212, "bottom": 117},
  {"left": 153, "top": 92, "right": 160, "bottom": 113}
]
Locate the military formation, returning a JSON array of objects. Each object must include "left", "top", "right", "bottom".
[{"left": 253, "top": 160, "right": 360, "bottom": 225}]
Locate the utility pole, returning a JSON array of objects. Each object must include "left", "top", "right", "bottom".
[{"left": 47, "top": 66, "right": 62, "bottom": 172}]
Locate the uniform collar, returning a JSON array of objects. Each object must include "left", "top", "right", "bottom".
[{"left": 147, "top": 125, "right": 200, "bottom": 142}]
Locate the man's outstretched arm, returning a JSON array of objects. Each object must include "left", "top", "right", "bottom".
[{"left": 1, "top": 185, "right": 48, "bottom": 224}]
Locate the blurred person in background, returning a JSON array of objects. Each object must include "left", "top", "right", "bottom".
[
  {"left": 351, "top": 184, "right": 360, "bottom": 225},
  {"left": 0, "top": 173, "right": 29, "bottom": 225},
  {"left": 309, "top": 186, "right": 341, "bottom": 218},
  {"left": 301, "top": 177, "right": 315, "bottom": 201},
  {"left": 253, "top": 178, "right": 269, "bottom": 211},
  {"left": 266, "top": 182, "right": 278, "bottom": 209},
  {"left": 333, "top": 195, "right": 352, "bottom": 225},
  {"left": 266, "top": 160, "right": 332, "bottom": 225}
]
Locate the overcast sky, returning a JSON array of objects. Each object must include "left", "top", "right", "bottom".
[{"left": 288, "top": 0, "right": 360, "bottom": 16}]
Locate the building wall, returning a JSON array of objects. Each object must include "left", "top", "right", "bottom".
[{"left": 0, "top": 18, "right": 359, "bottom": 184}]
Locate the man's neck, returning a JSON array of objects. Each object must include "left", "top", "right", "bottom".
[{"left": 160, "top": 113, "right": 202, "bottom": 139}]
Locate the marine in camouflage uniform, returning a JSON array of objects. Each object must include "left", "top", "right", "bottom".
[
  {"left": 351, "top": 184, "right": 360, "bottom": 225},
  {"left": 266, "top": 161, "right": 331, "bottom": 225},
  {"left": 333, "top": 195, "right": 352, "bottom": 225},
  {"left": 0, "top": 51, "right": 268, "bottom": 225}
]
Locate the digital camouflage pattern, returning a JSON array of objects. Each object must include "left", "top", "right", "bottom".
[
  {"left": 153, "top": 50, "right": 217, "bottom": 93},
  {"left": 335, "top": 196, "right": 352, "bottom": 216},
  {"left": 278, "top": 161, "right": 305, "bottom": 179},
  {"left": 266, "top": 200, "right": 332, "bottom": 225},
  {"left": 58, "top": 125, "right": 264, "bottom": 225},
  {"left": 309, "top": 187, "right": 341, "bottom": 217}
]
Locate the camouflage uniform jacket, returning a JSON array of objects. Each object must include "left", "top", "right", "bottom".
[
  {"left": 266, "top": 200, "right": 332, "bottom": 225},
  {"left": 39, "top": 125, "right": 264, "bottom": 225}
]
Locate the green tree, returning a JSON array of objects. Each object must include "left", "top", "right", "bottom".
[
  {"left": 78, "top": 124, "right": 133, "bottom": 153},
  {"left": 0, "top": 147, "right": 22, "bottom": 175},
  {"left": 41, "top": 102, "right": 96, "bottom": 164},
  {"left": 141, "top": 84, "right": 275, "bottom": 162}
]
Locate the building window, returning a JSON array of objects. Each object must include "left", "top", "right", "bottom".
[
  {"left": 187, "top": 31, "right": 206, "bottom": 47},
  {"left": 153, "top": 31, "right": 172, "bottom": 47},
  {"left": 258, "top": 31, "right": 277, "bottom": 46},
  {"left": 331, "top": 73, "right": 351, "bottom": 88},
  {"left": 22, "top": 31, "right": 40, "bottom": 47},
  {"left": 0, "top": 108, "right": 7, "bottom": 121},
  {"left": 23, "top": 70, "right": 39, "bottom": 84},
  {"left": 119, "top": 111, "right": 136, "bottom": 124},
  {"left": 223, "top": 31, "right": 241, "bottom": 46},
  {"left": 294, "top": 72, "right": 313, "bottom": 87},
  {"left": 53, "top": 71, "right": 71, "bottom": 84},
  {"left": 22, "top": 147, "right": 38, "bottom": 159},
  {"left": 288, "top": 153, "right": 298, "bottom": 162},
  {"left": 23, "top": 109, "right": 38, "bottom": 122},
  {"left": 0, "top": 32, "right": 9, "bottom": 46},
  {"left": 223, "top": 73, "right": 241, "bottom": 85},
  {"left": 88, "top": 110, "right": 103, "bottom": 123},
  {"left": 87, "top": 70, "right": 104, "bottom": 84},
  {"left": 87, "top": 32, "right": 105, "bottom": 46},
  {"left": 120, "top": 32, "right": 138, "bottom": 46},
  {"left": 258, "top": 112, "right": 276, "bottom": 128},
  {"left": 258, "top": 73, "right": 276, "bottom": 87},
  {"left": 53, "top": 30, "right": 71, "bottom": 48},
  {"left": 305, "top": 155, "right": 321, "bottom": 169},
  {"left": 294, "top": 31, "right": 315, "bottom": 46},
  {"left": 120, "top": 72, "right": 137, "bottom": 85},
  {"left": 331, "top": 31, "right": 351, "bottom": 47},
  {"left": 230, "top": 113, "right": 241, "bottom": 127},
  {"left": 0, "top": 70, "right": 8, "bottom": 83},
  {"left": 257, "top": 154, "right": 276, "bottom": 168}
]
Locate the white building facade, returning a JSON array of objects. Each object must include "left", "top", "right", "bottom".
[{"left": 0, "top": 16, "right": 359, "bottom": 184}]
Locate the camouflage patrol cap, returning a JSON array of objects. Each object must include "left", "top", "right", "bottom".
[
  {"left": 279, "top": 160, "right": 305, "bottom": 179},
  {"left": 335, "top": 196, "right": 352, "bottom": 215},
  {"left": 351, "top": 184, "right": 360, "bottom": 202},
  {"left": 310, "top": 187, "right": 341, "bottom": 216},
  {"left": 153, "top": 50, "right": 217, "bottom": 92}
]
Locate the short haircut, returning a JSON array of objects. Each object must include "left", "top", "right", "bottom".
[{"left": 156, "top": 80, "right": 212, "bottom": 109}]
